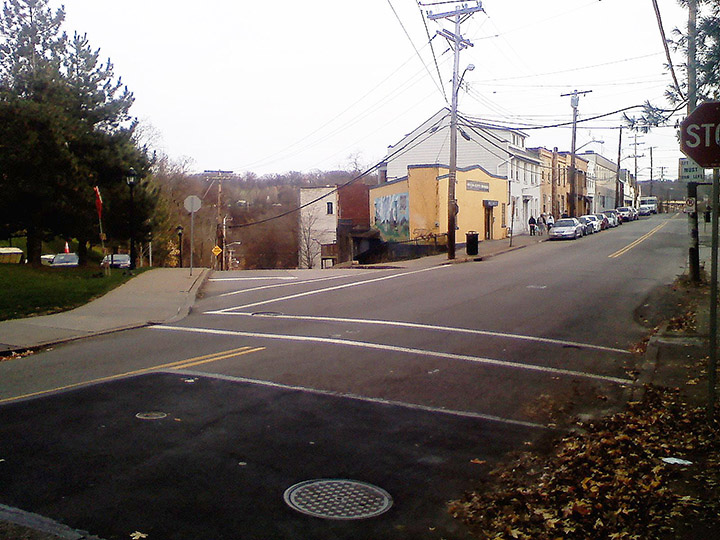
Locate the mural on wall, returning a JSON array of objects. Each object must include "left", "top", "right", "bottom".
[{"left": 374, "top": 192, "right": 410, "bottom": 241}]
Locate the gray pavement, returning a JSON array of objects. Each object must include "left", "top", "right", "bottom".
[
  {"left": 0, "top": 232, "right": 576, "bottom": 540},
  {"left": 0, "top": 234, "right": 546, "bottom": 355},
  {"left": 0, "top": 268, "right": 210, "bottom": 353}
]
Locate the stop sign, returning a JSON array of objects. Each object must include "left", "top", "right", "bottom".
[{"left": 680, "top": 101, "right": 720, "bottom": 168}]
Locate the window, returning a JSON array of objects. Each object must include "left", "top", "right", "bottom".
[{"left": 326, "top": 202, "right": 334, "bottom": 215}]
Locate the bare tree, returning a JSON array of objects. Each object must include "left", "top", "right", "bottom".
[{"left": 298, "top": 206, "right": 322, "bottom": 269}]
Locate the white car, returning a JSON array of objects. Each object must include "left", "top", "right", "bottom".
[
  {"left": 101, "top": 253, "right": 131, "bottom": 268},
  {"left": 580, "top": 214, "right": 602, "bottom": 233},
  {"left": 50, "top": 253, "right": 79, "bottom": 267}
]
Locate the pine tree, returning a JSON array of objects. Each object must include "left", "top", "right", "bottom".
[{"left": 0, "top": 0, "right": 154, "bottom": 264}]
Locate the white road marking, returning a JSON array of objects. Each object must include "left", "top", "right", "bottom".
[
  {"left": 151, "top": 324, "right": 635, "bottom": 386},
  {"left": 207, "top": 266, "right": 448, "bottom": 312},
  {"left": 216, "top": 273, "right": 375, "bottom": 298},
  {"left": 205, "top": 312, "right": 631, "bottom": 355},
  {"left": 171, "top": 368, "right": 550, "bottom": 430},
  {"left": 210, "top": 276, "right": 299, "bottom": 282}
]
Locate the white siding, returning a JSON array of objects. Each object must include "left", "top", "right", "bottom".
[{"left": 298, "top": 187, "right": 337, "bottom": 269}]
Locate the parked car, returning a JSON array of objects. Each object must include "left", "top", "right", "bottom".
[
  {"left": 101, "top": 253, "right": 131, "bottom": 268},
  {"left": 616, "top": 207, "right": 633, "bottom": 222},
  {"left": 638, "top": 205, "right": 653, "bottom": 216},
  {"left": 578, "top": 216, "right": 595, "bottom": 235},
  {"left": 549, "top": 218, "right": 584, "bottom": 240},
  {"left": 50, "top": 253, "right": 79, "bottom": 267},
  {"left": 580, "top": 214, "right": 602, "bottom": 233},
  {"left": 594, "top": 213, "right": 610, "bottom": 230},
  {"left": 603, "top": 210, "right": 620, "bottom": 227}
]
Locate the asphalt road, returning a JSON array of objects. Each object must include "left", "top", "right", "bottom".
[{"left": 0, "top": 213, "right": 689, "bottom": 539}]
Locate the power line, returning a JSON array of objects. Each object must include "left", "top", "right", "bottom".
[
  {"left": 229, "top": 113, "right": 450, "bottom": 230},
  {"left": 386, "top": 0, "right": 446, "bottom": 101},
  {"left": 477, "top": 52, "right": 664, "bottom": 84},
  {"left": 416, "top": 0, "right": 447, "bottom": 101}
]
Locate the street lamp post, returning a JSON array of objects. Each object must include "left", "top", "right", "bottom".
[
  {"left": 176, "top": 225, "right": 184, "bottom": 267},
  {"left": 126, "top": 168, "right": 137, "bottom": 270}
]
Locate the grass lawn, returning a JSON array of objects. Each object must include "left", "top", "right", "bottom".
[{"left": 0, "top": 264, "right": 147, "bottom": 321}]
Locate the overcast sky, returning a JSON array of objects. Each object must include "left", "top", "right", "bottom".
[{"left": 59, "top": 0, "right": 692, "bottom": 181}]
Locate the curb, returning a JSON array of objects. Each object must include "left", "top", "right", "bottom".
[
  {"left": 163, "top": 268, "right": 211, "bottom": 324},
  {"left": 0, "top": 268, "right": 211, "bottom": 356},
  {"left": 0, "top": 504, "right": 105, "bottom": 540}
]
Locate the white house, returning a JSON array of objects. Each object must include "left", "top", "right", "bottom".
[
  {"left": 382, "top": 108, "right": 541, "bottom": 236},
  {"left": 298, "top": 187, "right": 338, "bottom": 269},
  {"left": 578, "top": 151, "right": 619, "bottom": 212}
]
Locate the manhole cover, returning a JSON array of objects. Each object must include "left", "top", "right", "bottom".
[
  {"left": 283, "top": 479, "right": 392, "bottom": 520},
  {"left": 135, "top": 411, "right": 167, "bottom": 420}
]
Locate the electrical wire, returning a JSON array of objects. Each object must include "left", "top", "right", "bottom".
[
  {"left": 228, "top": 112, "right": 450, "bottom": 230},
  {"left": 477, "top": 52, "right": 664, "bottom": 84},
  {"left": 386, "top": 0, "right": 446, "bottom": 101},
  {"left": 651, "top": 0, "right": 684, "bottom": 100},
  {"left": 416, "top": 0, "right": 447, "bottom": 101}
]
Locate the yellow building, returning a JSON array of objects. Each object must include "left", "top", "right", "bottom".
[
  {"left": 369, "top": 164, "right": 508, "bottom": 243},
  {"left": 531, "top": 147, "right": 589, "bottom": 218}
]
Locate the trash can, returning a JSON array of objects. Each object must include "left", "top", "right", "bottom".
[{"left": 466, "top": 231, "right": 479, "bottom": 256}]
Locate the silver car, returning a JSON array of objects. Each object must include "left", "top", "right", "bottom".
[{"left": 549, "top": 218, "right": 584, "bottom": 240}]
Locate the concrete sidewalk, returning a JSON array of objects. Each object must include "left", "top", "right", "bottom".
[
  {"left": 355, "top": 232, "right": 548, "bottom": 269},
  {"left": 0, "top": 268, "right": 209, "bottom": 353}
]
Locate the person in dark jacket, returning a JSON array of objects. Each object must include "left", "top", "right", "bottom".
[{"left": 528, "top": 215, "right": 536, "bottom": 236}]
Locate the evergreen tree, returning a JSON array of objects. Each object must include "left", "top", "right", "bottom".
[
  {"left": 627, "top": 0, "right": 720, "bottom": 129},
  {"left": 0, "top": 0, "right": 154, "bottom": 264}
]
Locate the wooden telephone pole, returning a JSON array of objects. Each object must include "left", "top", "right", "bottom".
[
  {"left": 561, "top": 89, "right": 592, "bottom": 216},
  {"left": 424, "top": 1, "right": 484, "bottom": 259}
]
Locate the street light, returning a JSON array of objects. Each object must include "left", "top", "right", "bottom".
[
  {"left": 126, "top": 168, "right": 137, "bottom": 270},
  {"left": 576, "top": 139, "right": 604, "bottom": 153},
  {"left": 176, "top": 225, "right": 184, "bottom": 267}
]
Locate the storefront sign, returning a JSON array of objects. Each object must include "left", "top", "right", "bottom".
[{"left": 467, "top": 180, "right": 490, "bottom": 192}]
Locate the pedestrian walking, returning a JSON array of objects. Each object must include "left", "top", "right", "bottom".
[
  {"left": 528, "top": 215, "right": 536, "bottom": 236},
  {"left": 546, "top": 214, "right": 554, "bottom": 230},
  {"left": 537, "top": 214, "right": 546, "bottom": 235}
]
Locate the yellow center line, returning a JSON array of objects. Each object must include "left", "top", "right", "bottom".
[
  {"left": 173, "top": 347, "right": 265, "bottom": 369},
  {"left": 0, "top": 345, "right": 265, "bottom": 404},
  {"left": 608, "top": 220, "right": 672, "bottom": 258}
]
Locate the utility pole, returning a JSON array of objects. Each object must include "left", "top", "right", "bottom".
[
  {"left": 425, "top": 1, "right": 484, "bottom": 259},
  {"left": 561, "top": 89, "right": 592, "bottom": 216},
  {"left": 687, "top": 0, "right": 700, "bottom": 284},
  {"left": 616, "top": 126, "right": 623, "bottom": 208},
  {"left": 204, "top": 170, "right": 233, "bottom": 271},
  {"left": 649, "top": 146, "right": 654, "bottom": 197},
  {"left": 627, "top": 134, "right": 645, "bottom": 207}
]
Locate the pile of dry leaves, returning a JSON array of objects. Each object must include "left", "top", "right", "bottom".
[{"left": 449, "top": 385, "right": 720, "bottom": 539}]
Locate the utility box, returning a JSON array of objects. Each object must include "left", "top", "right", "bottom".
[{"left": 466, "top": 231, "right": 479, "bottom": 256}]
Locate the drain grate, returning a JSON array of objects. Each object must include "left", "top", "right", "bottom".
[{"left": 283, "top": 479, "right": 392, "bottom": 520}]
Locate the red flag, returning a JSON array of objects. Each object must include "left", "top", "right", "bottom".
[{"left": 94, "top": 186, "right": 103, "bottom": 220}]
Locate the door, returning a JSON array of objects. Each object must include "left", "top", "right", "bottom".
[{"left": 484, "top": 207, "right": 493, "bottom": 240}]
